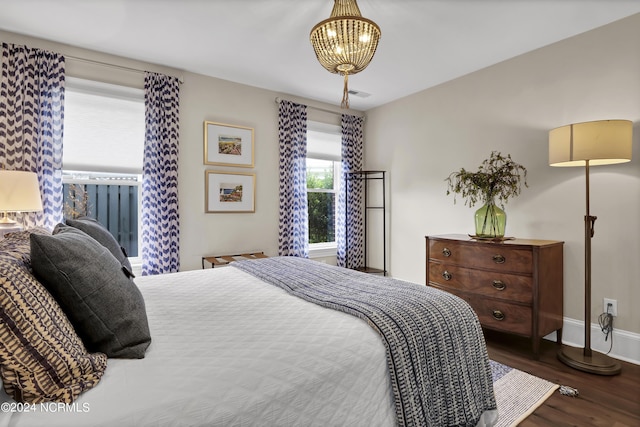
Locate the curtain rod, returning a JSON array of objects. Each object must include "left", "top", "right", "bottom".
[
  {"left": 65, "top": 54, "right": 185, "bottom": 84},
  {"left": 275, "top": 97, "right": 365, "bottom": 119}
]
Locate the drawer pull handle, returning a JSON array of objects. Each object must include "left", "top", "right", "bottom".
[
  {"left": 442, "top": 271, "right": 452, "bottom": 281},
  {"left": 492, "top": 280, "right": 506, "bottom": 291},
  {"left": 442, "top": 248, "right": 451, "bottom": 257},
  {"left": 492, "top": 310, "right": 505, "bottom": 321},
  {"left": 492, "top": 254, "right": 506, "bottom": 264}
]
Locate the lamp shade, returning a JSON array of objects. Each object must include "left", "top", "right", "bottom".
[
  {"left": 549, "top": 119, "right": 633, "bottom": 167},
  {"left": 0, "top": 170, "right": 43, "bottom": 212}
]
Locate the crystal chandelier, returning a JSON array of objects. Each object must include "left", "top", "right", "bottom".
[{"left": 310, "top": 0, "right": 381, "bottom": 108}]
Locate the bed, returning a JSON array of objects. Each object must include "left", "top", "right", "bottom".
[{"left": 0, "top": 227, "right": 498, "bottom": 427}]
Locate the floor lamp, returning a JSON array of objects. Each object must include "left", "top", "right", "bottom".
[{"left": 549, "top": 119, "right": 632, "bottom": 375}]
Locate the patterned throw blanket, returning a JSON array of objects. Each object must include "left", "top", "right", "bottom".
[{"left": 233, "top": 257, "right": 497, "bottom": 427}]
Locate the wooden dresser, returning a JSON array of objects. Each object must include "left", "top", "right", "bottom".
[{"left": 426, "top": 234, "right": 564, "bottom": 356}]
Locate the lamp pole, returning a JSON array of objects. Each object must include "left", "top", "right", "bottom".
[
  {"left": 584, "top": 160, "right": 594, "bottom": 358},
  {"left": 557, "top": 159, "right": 621, "bottom": 375}
]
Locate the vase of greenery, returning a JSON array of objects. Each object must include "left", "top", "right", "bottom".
[{"left": 445, "top": 151, "right": 528, "bottom": 238}]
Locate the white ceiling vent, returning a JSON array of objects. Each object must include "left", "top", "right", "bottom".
[{"left": 347, "top": 89, "right": 371, "bottom": 98}]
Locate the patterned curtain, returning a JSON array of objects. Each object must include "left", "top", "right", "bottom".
[
  {"left": 0, "top": 43, "right": 65, "bottom": 230},
  {"left": 278, "top": 100, "right": 309, "bottom": 257},
  {"left": 336, "top": 114, "right": 364, "bottom": 268},
  {"left": 141, "top": 72, "right": 180, "bottom": 275}
]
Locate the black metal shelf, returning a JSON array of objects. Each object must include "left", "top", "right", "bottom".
[{"left": 345, "top": 170, "right": 386, "bottom": 276}]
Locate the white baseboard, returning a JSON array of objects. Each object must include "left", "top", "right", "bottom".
[{"left": 544, "top": 317, "right": 640, "bottom": 365}]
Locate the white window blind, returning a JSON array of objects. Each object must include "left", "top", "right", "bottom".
[
  {"left": 63, "top": 77, "right": 144, "bottom": 174},
  {"left": 307, "top": 121, "right": 341, "bottom": 161}
]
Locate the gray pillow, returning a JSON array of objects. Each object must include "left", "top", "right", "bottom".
[
  {"left": 30, "top": 225, "right": 151, "bottom": 359},
  {"left": 65, "top": 217, "right": 134, "bottom": 278}
]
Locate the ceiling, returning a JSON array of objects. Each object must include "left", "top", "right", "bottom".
[{"left": 1, "top": 1, "right": 639, "bottom": 111}]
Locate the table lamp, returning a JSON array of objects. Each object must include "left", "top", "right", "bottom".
[{"left": 0, "top": 170, "right": 43, "bottom": 228}]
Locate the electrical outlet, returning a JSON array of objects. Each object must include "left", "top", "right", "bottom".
[{"left": 604, "top": 298, "right": 618, "bottom": 317}]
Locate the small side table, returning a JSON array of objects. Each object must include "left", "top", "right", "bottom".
[{"left": 202, "top": 252, "right": 268, "bottom": 269}]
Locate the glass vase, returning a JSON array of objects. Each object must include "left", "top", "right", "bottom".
[{"left": 474, "top": 201, "right": 506, "bottom": 238}]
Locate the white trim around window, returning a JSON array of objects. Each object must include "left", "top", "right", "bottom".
[{"left": 309, "top": 241, "right": 337, "bottom": 258}]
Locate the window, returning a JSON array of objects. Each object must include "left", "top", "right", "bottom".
[
  {"left": 63, "top": 78, "right": 144, "bottom": 262},
  {"left": 307, "top": 158, "right": 339, "bottom": 244},
  {"left": 307, "top": 122, "right": 341, "bottom": 253}
]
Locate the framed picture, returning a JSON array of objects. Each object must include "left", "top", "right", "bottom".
[
  {"left": 205, "top": 170, "right": 255, "bottom": 213},
  {"left": 204, "top": 121, "right": 254, "bottom": 167}
]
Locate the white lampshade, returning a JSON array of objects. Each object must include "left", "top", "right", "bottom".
[
  {"left": 549, "top": 119, "right": 633, "bottom": 167},
  {"left": 0, "top": 170, "right": 43, "bottom": 225}
]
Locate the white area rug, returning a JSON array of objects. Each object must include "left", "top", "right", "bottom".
[{"left": 491, "top": 360, "right": 559, "bottom": 427}]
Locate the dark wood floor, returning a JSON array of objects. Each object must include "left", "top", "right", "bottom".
[{"left": 484, "top": 330, "right": 640, "bottom": 427}]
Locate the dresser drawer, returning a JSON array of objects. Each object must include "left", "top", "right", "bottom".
[
  {"left": 429, "top": 239, "right": 532, "bottom": 274},
  {"left": 428, "top": 262, "right": 532, "bottom": 304},
  {"left": 439, "top": 286, "right": 532, "bottom": 336}
]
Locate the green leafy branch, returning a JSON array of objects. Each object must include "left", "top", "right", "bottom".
[{"left": 445, "top": 151, "right": 528, "bottom": 208}]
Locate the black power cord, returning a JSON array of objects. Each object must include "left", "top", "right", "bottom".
[{"left": 598, "top": 303, "right": 614, "bottom": 354}]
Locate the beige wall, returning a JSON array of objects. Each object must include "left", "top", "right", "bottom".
[
  {"left": 179, "top": 79, "right": 350, "bottom": 269},
  {"left": 364, "top": 14, "right": 640, "bottom": 334}
]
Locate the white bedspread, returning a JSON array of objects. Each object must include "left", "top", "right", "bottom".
[{"left": 1, "top": 267, "right": 397, "bottom": 427}]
